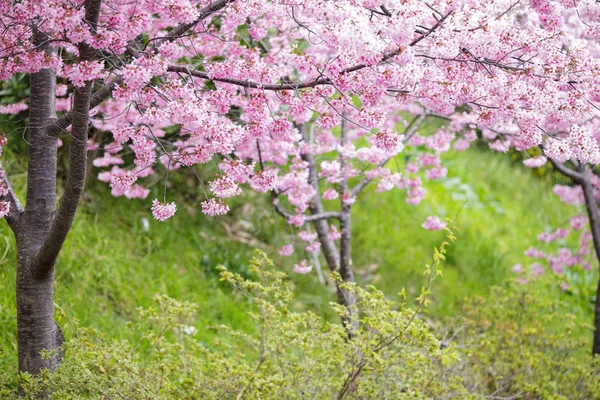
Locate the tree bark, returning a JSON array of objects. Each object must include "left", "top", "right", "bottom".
[
  {"left": 16, "top": 28, "right": 64, "bottom": 379},
  {"left": 578, "top": 164, "right": 600, "bottom": 355},
  {"left": 16, "top": 250, "right": 63, "bottom": 376},
  {"left": 337, "top": 201, "right": 358, "bottom": 333}
]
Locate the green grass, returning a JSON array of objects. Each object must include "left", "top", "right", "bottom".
[
  {"left": 0, "top": 144, "right": 594, "bottom": 378},
  {"left": 352, "top": 146, "right": 582, "bottom": 317}
]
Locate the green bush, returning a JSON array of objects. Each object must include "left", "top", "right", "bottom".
[
  {"left": 448, "top": 277, "right": 600, "bottom": 399},
  {"left": 1, "top": 251, "right": 465, "bottom": 399}
]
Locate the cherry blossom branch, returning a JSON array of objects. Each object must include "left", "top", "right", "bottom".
[
  {"left": 49, "top": 0, "right": 234, "bottom": 136},
  {"left": 255, "top": 129, "right": 343, "bottom": 226},
  {"left": 164, "top": 11, "right": 455, "bottom": 92},
  {"left": 350, "top": 112, "right": 428, "bottom": 197},
  {"left": 48, "top": 79, "right": 120, "bottom": 137},
  {"left": 1, "top": 173, "right": 24, "bottom": 233},
  {"left": 51, "top": 9, "right": 453, "bottom": 136},
  {"left": 171, "top": 11, "right": 452, "bottom": 89},
  {"left": 153, "top": 0, "right": 235, "bottom": 47}
]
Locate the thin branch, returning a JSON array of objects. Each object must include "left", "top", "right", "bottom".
[
  {"left": 496, "top": 0, "right": 521, "bottom": 20},
  {"left": 409, "top": 10, "right": 452, "bottom": 46},
  {"left": 306, "top": 211, "right": 342, "bottom": 222}
]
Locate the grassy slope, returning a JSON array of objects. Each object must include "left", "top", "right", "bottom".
[
  {"left": 352, "top": 146, "right": 580, "bottom": 316},
  {"left": 0, "top": 145, "right": 591, "bottom": 376}
]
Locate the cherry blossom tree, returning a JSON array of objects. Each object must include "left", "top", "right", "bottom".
[
  {"left": 514, "top": 152, "right": 600, "bottom": 355},
  {"left": 2, "top": 0, "right": 600, "bottom": 377},
  {"left": 253, "top": 109, "right": 476, "bottom": 330}
]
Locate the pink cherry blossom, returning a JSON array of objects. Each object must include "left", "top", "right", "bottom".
[
  {"left": 0, "top": 201, "right": 9, "bottom": 218},
  {"left": 201, "top": 199, "right": 229, "bottom": 216},
  {"left": 293, "top": 260, "right": 312, "bottom": 275},
  {"left": 421, "top": 216, "right": 447, "bottom": 231},
  {"left": 210, "top": 175, "right": 242, "bottom": 199},
  {"left": 278, "top": 245, "right": 294, "bottom": 257},
  {"left": 323, "top": 189, "right": 339, "bottom": 200},
  {"left": 151, "top": 200, "right": 177, "bottom": 222},
  {"left": 523, "top": 156, "right": 547, "bottom": 168},
  {"left": 305, "top": 241, "right": 321, "bottom": 253}
]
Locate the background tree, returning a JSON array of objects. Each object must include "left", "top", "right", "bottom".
[
  {"left": 513, "top": 151, "right": 600, "bottom": 355},
  {"left": 256, "top": 110, "right": 475, "bottom": 328}
]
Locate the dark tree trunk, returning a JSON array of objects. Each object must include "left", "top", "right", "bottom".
[
  {"left": 578, "top": 164, "right": 600, "bottom": 355},
  {"left": 16, "top": 37, "right": 63, "bottom": 378},
  {"left": 16, "top": 253, "right": 63, "bottom": 375}
]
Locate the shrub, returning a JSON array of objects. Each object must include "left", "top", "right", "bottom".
[
  {"left": 1, "top": 251, "right": 465, "bottom": 399},
  {"left": 448, "top": 276, "right": 600, "bottom": 399}
]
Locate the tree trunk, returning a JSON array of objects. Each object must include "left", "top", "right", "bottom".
[
  {"left": 337, "top": 115, "right": 358, "bottom": 334},
  {"left": 16, "top": 250, "right": 63, "bottom": 376},
  {"left": 15, "top": 34, "right": 63, "bottom": 379},
  {"left": 577, "top": 164, "right": 600, "bottom": 355},
  {"left": 338, "top": 203, "right": 358, "bottom": 334}
]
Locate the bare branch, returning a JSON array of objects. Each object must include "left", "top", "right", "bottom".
[
  {"left": 272, "top": 199, "right": 340, "bottom": 222},
  {"left": 270, "top": 196, "right": 292, "bottom": 220},
  {"left": 306, "top": 211, "right": 342, "bottom": 222},
  {"left": 548, "top": 157, "right": 583, "bottom": 183},
  {"left": 167, "top": 65, "right": 331, "bottom": 90}
]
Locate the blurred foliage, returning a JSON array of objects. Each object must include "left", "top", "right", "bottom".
[{"left": 0, "top": 74, "right": 30, "bottom": 153}]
